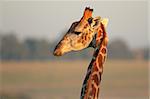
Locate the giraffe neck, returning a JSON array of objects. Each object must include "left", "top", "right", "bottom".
[{"left": 80, "top": 24, "right": 108, "bottom": 99}]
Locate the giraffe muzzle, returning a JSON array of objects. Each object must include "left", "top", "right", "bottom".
[{"left": 53, "top": 49, "right": 63, "bottom": 56}]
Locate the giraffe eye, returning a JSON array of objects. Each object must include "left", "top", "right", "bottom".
[
  {"left": 74, "top": 31, "right": 81, "bottom": 35},
  {"left": 88, "top": 17, "right": 93, "bottom": 24}
]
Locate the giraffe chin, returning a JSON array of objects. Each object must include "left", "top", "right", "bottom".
[{"left": 53, "top": 50, "right": 63, "bottom": 56}]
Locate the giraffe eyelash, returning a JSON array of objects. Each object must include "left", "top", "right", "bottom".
[{"left": 74, "top": 31, "right": 81, "bottom": 35}]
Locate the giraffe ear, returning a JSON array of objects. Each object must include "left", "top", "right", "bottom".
[
  {"left": 101, "top": 18, "right": 109, "bottom": 28},
  {"left": 91, "top": 16, "right": 101, "bottom": 28}
]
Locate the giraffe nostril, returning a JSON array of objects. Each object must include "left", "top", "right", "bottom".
[{"left": 53, "top": 50, "right": 62, "bottom": 56}]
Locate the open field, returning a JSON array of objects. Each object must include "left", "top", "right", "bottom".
[{"left": 0, "top": 60, "right": 149, "bottom": 99}]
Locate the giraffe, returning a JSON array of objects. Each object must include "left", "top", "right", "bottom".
[{"left": 53, "top": 7, "right": 109, "bottom": 99}]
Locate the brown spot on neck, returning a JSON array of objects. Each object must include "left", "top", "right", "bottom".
[
  {"left": 92, "top": 74, "right": 99, "bottom": 86},
  {"left": 89, "top": 84, "right": 96, "bottom": 98},
  {"left": 101, "top": 47, "right": 106, "bottom": 54},
  {"left": 97, "top": 54, "right": 103, "bottom": 68}
]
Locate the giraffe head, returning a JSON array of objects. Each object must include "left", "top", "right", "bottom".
[{"left": 54, "top": 7, "right": 108, "bottom": 56}]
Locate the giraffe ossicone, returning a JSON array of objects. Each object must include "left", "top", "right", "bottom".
[{"left": 53, "top": 7, "right": 109, "bottom": 99}]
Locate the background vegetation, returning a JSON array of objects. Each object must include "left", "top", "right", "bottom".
[{"left": 0, "top": 32, "right": 149, "bottom": 61}]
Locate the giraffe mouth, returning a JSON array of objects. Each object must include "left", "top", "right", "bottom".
[{"left": 53, "top": 49, "right": 63, "bottom": 56}]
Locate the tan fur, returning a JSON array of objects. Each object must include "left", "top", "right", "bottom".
[{"left": 54, "top": 7, "right": 109, "bottom": 99}]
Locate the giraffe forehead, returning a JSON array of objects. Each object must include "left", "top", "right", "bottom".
[
  {"left": 74, "top": 21, "right": 90, "bottom": 31},
  {"left": 65, "top": 33, "right": 78, "bottom": 40}
]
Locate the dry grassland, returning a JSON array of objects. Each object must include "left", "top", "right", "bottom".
[{"left": 0, "top": 60, "right": 149, "bottom": 99}]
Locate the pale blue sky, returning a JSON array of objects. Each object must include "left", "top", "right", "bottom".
[{"left": 0, "top": 1, "right": 148, "bottom": 49}]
